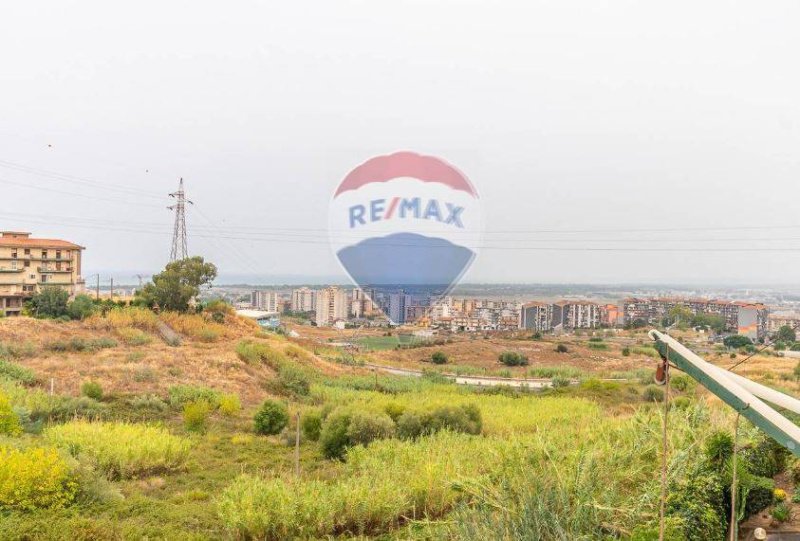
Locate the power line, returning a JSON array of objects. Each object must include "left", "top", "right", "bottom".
[{"left": 168, "top": 178, "right": 191, "bottom": 261}]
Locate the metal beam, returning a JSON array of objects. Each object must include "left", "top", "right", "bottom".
[{"left": 649, "top": 330, "right": 800, "bottom": 457}]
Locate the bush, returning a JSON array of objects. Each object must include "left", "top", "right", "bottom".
[
  {"left": 723, "top": 335, "right": 752, "bottom": 349},
  {"left": 555, "top": 344, "right": 568, "bottom": 354},
  {"left": 27, "top": 286, "right": 69, "bottom": 319},
  {"left": 183, "top": 400, "right": 212, "bottom": 433},
  {"left": 743, "top": 475, "right": 775, "bottom": 516},
  {"left": 395, "top": 404, "right": 482, "bottom": 440},
  {"left": 671, "top": 374, "right": 695, "bottom": 392},
  {"left": 0, "top": 359, "right": 36, "bottom": 385},
  {"left": 431, "top": 351, "right": 448, "bottom": 365},
  {"left": 346, "top": 411, "right": 395, "bottom": 446},
  {"left": 742, "top": 436, "right": 790, "bottom": 478},
  {"left": 642, "top": 385, "right": 665, "bottom": 403},
  {"left": 301, "top": 411, "right": 323, "bottom": 442},
  {"left": 0, "top": 393, "right": 22, "bottom": 436},
  {"left": 236, "top": 340, "right": 286, "bottom": 369},
  {"left": 44, "top": 421, "right": 191, "bottom": 479},
  {"left": 0, "top": 446, "right": 77, "bottom": 511},
  {"left": 773, "top": 502, "right": 791, "bottom": 522},
  {"left": 254, "top": 400, "right": 289, "bottom": 436},
  {"left": 704, "top": 430, "right": 733, "bottom": 468},
  {"left": 498, "top": 351, "right": 529, "bottom": 366},
  {"left": 67, "top": 294, "right": 96, "bottom": 320},
  {"left": 319, "top": 410, "right": 353, "bottom": 459},
  {"left": 168, "top": 385, "right": 221, "bottom": 408},
  {"left": 551, "top": 376, "right": 570, "bottom": 388},
  {"left": 117, "top": 327, "right": 152, "bottom": 346},
  {"left": 383, "top": 402, "right": 406, "bottom": 422},
  {"left": 396, "top": 410, "right": 427, "bottom": 440},
  {"left": 276, "top": 365, "right": 311, "bottom": 396},
  {"left": 218, "top": 394, "right": 241, "bottom": 417},
  {"left": 665, "top": 466, "right": 726, "bottom": 540},
  {"left": 81, "top": 381, "right": 103, "bottom": 401},
  {"left": 621, "top": 347, "right": 631, "bottom": 356}
]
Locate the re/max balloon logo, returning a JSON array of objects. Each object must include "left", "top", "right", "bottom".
[{"left": 348, "top": 197, "right": 465, "bottom": 229}]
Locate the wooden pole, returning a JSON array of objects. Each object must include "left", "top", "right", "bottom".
[
  {"left": 659, "top": 344, "right": 670, "bottom": 541},
  {"left": 730, "top": 412, "right": 742, "bottom": 541},
  {"left": 295, "top": 411, "right": 301, "bottom": 477},
  {"left": 49, "top": 377, "right": 54, "bottom": 396}
]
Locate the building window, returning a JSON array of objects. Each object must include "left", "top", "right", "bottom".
[
  {"left": 42, "top": 250, "right": 48, "bottom": 259},
  {"left": 24, "top": 249, "right": 30, "bottom": 255},
  {"left": 24, "top": 260, "right": 30, "bottom": 268},
  {"left": 56, "top": 262, "right": 62, "bottom": 271},
  {"left": 41, "top": 275, "right": 48, "bottom": 283},
  {"left": 56, "top": 250, "right": 62, "bottom": 259},
  {"left": 11, "top": 251, "right": 17, "bottom": 259},
  {"left": 29, "top": 274, "right": 35, "bottom": 279},
  {"left": 11, "top": 261, "right": 17, "bottom": 270}
]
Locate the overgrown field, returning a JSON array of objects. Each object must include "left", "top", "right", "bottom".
[{"left": 1, "top": 310, "right": 797, "bottom": 539}]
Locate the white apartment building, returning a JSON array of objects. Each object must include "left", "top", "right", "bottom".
[
  {"left": 251, "top": 290, "right": 280, "bottom": 312},
  {"left": 315, "top": 286, "right": 349, "bottom": 326},
  {"left": 291, "top": 287, "right": 317, "bottom": 312}
]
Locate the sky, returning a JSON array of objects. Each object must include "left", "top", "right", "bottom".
[{"left": 1, "top": 1, "right": 799, "bottom": 285}]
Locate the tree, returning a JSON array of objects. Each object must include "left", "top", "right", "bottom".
[
  {"left": 67, "top": 294, "right": 96, "bottom": 320},
  {"left": 776, "top": 325, "right": 797, "bottom": 343},
  {"left": 723, "top": 335, "right": 753, "bottom": 349},
  {"left": 666, "top": 305, "right": 693, "bottom": 329},
  {"left": 136, "top": 256, "right": 217, "bottom": 312},
  {"left": 691, "top": 313, "right": 727, "bottom": 334},
  {"left": 27, "top": 286, "right": 69, "bottom": 318}
]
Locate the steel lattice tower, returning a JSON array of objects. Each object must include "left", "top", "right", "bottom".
[{"left": 168, "top": 178, "right": 192, "bottom": 261}]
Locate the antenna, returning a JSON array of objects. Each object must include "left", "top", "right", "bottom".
[
  {"left": 168, "top": 178, "right": 193, "bottom": 261},
  {"left": 135, "top": 274, "right": 150, "bottom": 288}
]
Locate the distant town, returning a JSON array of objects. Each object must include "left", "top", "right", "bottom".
[{"left": 3, "top": 230, "right": 800, "bottom": 344}]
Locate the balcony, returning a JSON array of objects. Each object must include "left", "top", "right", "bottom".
[{"left": 37, "top": 267, "right": 73, "bottom": 273}]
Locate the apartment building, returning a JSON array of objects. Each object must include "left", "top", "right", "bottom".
[
  {"left": 520, "top": 301, "right": 554, "bottom": 332},
  {"left": 0, "top": 231, "right": 85, "bottom": 316},
  {"left": 251, "top": 290, "right": 280, "bottom": 312},
  {"left": 552, "top": 300, "right": 600, "bottom": 330},
  {"left": 621, "top": 297, "right": 769, "bottom": 340},
  {"left": 768, "top": 312, "right": 800, "bottom": 335},
  {"left": 350, "top": 288, "right": 377, "bottom": 318},
  {"left": 315, "top": 286, "right": 349, "bottom": 326},
  {"left": 291, "top": 287, "right": 317, "bottom": 312}
]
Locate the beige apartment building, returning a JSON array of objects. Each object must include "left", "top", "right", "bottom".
[{"left": 0, "top": 231, "right": 85, "bottom": 316}]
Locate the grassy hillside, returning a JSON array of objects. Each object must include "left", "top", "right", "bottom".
[{"left": 0, "top": 309, "right": 796, "bottom": 539}]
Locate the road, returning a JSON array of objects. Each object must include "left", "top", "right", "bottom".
[{"left": 364, "top": 363, "right": 566, "bottom": 389}]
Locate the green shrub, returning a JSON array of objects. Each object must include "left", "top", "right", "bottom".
[
  {"left": 551, "top": 376, "right": 570, "bottom": 388},
  {"left": 89, "top": 337, "right": 117, "bottom": 349},
  {"left": 555, "top": 344, "right": 568, "bottom": 354},
  {"left": 642, "top": 385, "right": 665, "bottom": 403},
  {"left": 383, "top": 402, "right": 406, "bottom": 422},
  {"left": 742, "top": 436, "right": 789, "bottom": 478},
  {"left": 301, "top": 411, "right": 323, "bottom": 441},
  {"left": 772, "top": 502, "right": 791, "bottom": 522},
  {"left": 0, "top": 341, "right": 37, "bottom": 359},
  {"left": 168, "top": 385, "right": 221, "bottom": 408},
  {"left": 395, "top": 404, "right": 482, "bottom": 440},
  {"left": 665, "top": 466, "right": 726, "bottom": 540},
  {"left": 743, "top": 474, "right": 775, "bottom": 516},
  {"left": 0, "top": 393, "right": 22, "bottom": 436},
  {"left": 704, "top": 430, "right": 733, "bottom": 468},
  {"left": 44, "top": 420, "right": 191, "bottom": 479},
  {"left": 276, "top": 365, "right": 311, "bottom": 396},
  {"left": 67, "top": 294, "right": 96, "bottom": 321},
  {"left": 254, "top": 400, "right": 289, "bottom": 436},
  {"left": 499, "top": 351, "right": 528, "bottom": 366},
  {"left": 0, "top": 359, "right": 36, "bottom": 385},
  {"left": 345, "top": 411, "right": 395, "bottom": 446},
  {"left": 236, "top": 340, "right": 286, "bottom": 369},
  {"left": 621, "top": 347, "right": 631, "bottom": 357},
  {"left": 117, "top": 327, "right": 152, "bottom": 346},
  {"left": 81, "top": 381, "right": 103, "bottom": 401},
  {"left": 0, "top": 446, "right": 77, "bottom": 511},
  {"left": 218, "top": 394, "right": 241, "bottom": 417},
  {"left": 431, "top": 351, "right": 448, "bottom": 365},
  {"left": 319, "top": 410, "right": 353, "bottom": 459},
  {"left": 670, "top": 374, "right": 695, "bottom": 392},
  {"left": 723, "top": 335, "right": 752, "bottom": 349},
  {"left": 672, "top": 396, "right": 692, "bottom": 409},
  {"left": 183, "top": 400, "right": 212, "bottom": 433},
  {"left": 587, "top": 342, "right": 608, "bottom": 350}
]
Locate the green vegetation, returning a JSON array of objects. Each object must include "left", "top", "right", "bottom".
[
  {"left": 44, "top": 421, "right": 191, "bottom": 479},
  {"left": 135, "top": 256, "right": 218, "bottom": 312},
  {"left": 555, "top": 343, "right": 569, "bottom": 353},
  {"left": 183, "top": 400, "right": 213, "bottom": 433},
  {"left": 723, "top": 335, "right": 753, "bottom": 349},
  {"left": 254, "top": 400, "right": 289, "bottom": 436},
  {"left": 80, "top": 381, "right": 103, "bottom": 401},
  {"left": 498, "top": 351, "right": 528, "bottom": 366},
  {"left": 0, "top": 447, "right": 77, "bottom": 511},
  {"left": 0, "top": 359, "right": 37, "bottom": 385},
  {"left": 430, "top": 351, "right": 448, "bottom": 364}
]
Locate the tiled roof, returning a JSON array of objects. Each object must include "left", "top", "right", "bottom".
[{"left": 0, "top": 237, "right": 83, "bottom": 249}]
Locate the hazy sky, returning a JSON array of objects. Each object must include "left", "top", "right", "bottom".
[{"left": 1, "top": 1, "right": 799, "bottom": 285}]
